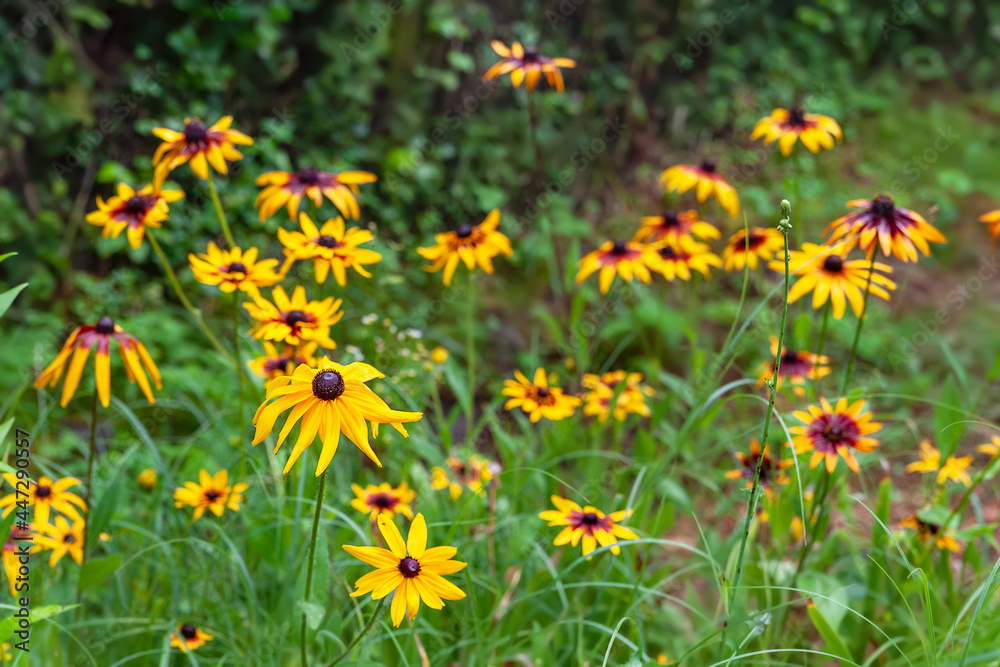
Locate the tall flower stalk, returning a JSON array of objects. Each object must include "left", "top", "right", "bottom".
[
  {"left": 841, "top": 253, "right": 877, "bottom": 394},
  {"left": 301, "top": 469, "right": 328, "bottom": 667}
]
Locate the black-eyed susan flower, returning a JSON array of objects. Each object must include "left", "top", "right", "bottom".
[
  {"left": 85, "top": 183, "right": 183, "bottom": 249},
  {"left": 350, "top": 482, "right": 416, "bottom": 521},
  {"left": 722, "top": 227, "right": 785, "bottom": 272},
  {"left": 646, "top": 238, "right": 722, "bottom": 282},
  {"left": 502, "top": 368, "right": 581, "bottom": 422},
  {"left": 539, "top": 495, "right": 638, "bottom": 559},
  {"left": 256, "top": 167, "right": 376, "bottom": 222},
  {"left": 659, "top": 159, "right": 739, "bottom": 218},
  {"left": 244, "top": 286, "right": 342, "bottom": 349},
  {"left": 576, "top": 240, "right": 655, "bottom": 294},
  {"left": 430, "top": 346, "right": 449, "bottom": 365},
  {"left": 482, "top": 40, "right": 576, "bottom": 92},
  {"left": 252, "top": 357, "right": 422, "bottom": 474},
  {"left": 248, "top": 341, "right": 319, "bottom": 381},
  {"left": 905, "top": 441, "right": 972, "bottom": 486},
  {"left": 580, "top": 371, "right": 654, "bottom": 423},
  {"left": 188, "top": 242, "right": 282, "bottom": 298},
  {"left": 768, "top": 242, "right": 896, "bottom": 320},
  {"left": 173, "top": 470, "right": 247, "bottom": 521},
  {"left": 632, "top": 209, "right": 720, "bottom": 244},
  {"left": 137, "top": 468, "right": 158, "bottom": 492},
  {"left": 0, "top": 474, "right": 86, "bottom": 527},
  {"left": 151, "top": 116, "right": 253, "bottom": 185},
  {"left": 430, "top": 456, "right": 496, "bottom": 501},
  {"left": 170, "top": 624, "right": 214, "bottom": 653},
  {"left": 418, "top": 210, "right": 512, "bottom": 286},
  {"left": 725, "top": 439, "right": 793, "bottom": 500},
  {"left": 343, "top": 513, "right": 466, "bottom": 627},
  {"left": 899, "top": 514, "right": 960, "bottom": 552},
  {"left": 34, "top": 316, "right": 161, "bottom": 408},
  {"left": 977, "top": 435, "right": 1000, "bottom": 457},
  {"left": 824, "top": 195, "right": 946, "bottom": 263},
  {"left": 979, "top": 210, "right": 1000, "bottom": 243},
  {"left": 791, "top": 398, "right": 882, "bottom": 473},
  {"left": 750, "top": 106, "right": 843, "bottom": 156},
  {"left": 32, "top": 516, "right": 84, "bottom": 566},
  {"left": 2, "top": 525, "right": 34, "bottom": 596},
  {"left": 278, "top": 214, "right": 381, "bottom": 286},
  {"left": 756, "top": 336, "right": 830, "bottom": 397}
]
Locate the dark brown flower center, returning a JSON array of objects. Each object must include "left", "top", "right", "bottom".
[
  {"left": 822, "top": 255, "right": 844, "bottom": 273},
  {"left": 369, "top": 492, "right": 396, "bottom": 509},
  {"left": 312, "top": 370, "right": 345, "bottom": 400},
  {"left": 871, "top": 194, "right": 895, "bottom": 217},
  {"left": 183, "top": 121, "right": 207, "bottom": 143},
  {"left": 787, "top": 105, "right": 806, "bottom": 126},
  {"left": 181, "top": 624, "right": 197, "bottom": 639},
  {"left": 285, "top": 310, "right": 309, "bottom": 327},
  {"left": 95, "top": 316, "right": 115, "bottom": 334},
  {"left": 581, "top": 512, "right": 599, "bottom": 526},
  {"left": 204, "top": 490, "right": 220, "bottom": 501},
  {"left": 927, "top": 522, "right": 941, "bottom": 535},
  {"left": 227, "top": 262, "right": 247, "bottom": 274},
  {"left": 536, "top": 387, "right": 550, "bottom": 398},
  {"left": 824, "top": 424, "right": 845, "bottom": 443},
  {"left": 296, "top": 167, "right": 320, "bottom": 184},
  {"left": 398, "top": 556, "right": 421, "bottom": 578},
  {"left": 317, "top": 235, "right": 339, "bottom": 248},
  {"left": 64, "top": 534, "right": 76, "bottom": 544},
  {"left": 522, "top": 49, "right": 540, "bottom": 63},
  {"left": 124, "top": 196, "right": 149, "bottom": 215},
  {"left": 661, "top": 211, "right": 679, "bottom": 227},
  {"left": 35, "top": 485, "right": 51, "bottom": 498},
  {"left": 700, "top": 158, "right": 716, "bottom": 173},
  {"left": 658, "top": 245, "right": 679, "bottom": 259},
  {"left": 781, "top": 351, "right": 801, "bottom": 365},
  {"left": 611, "top": 240, "right": 627, "bottom": 255},
  {"left": 456, "top": 224, "right": 473, "bottom": 238}
]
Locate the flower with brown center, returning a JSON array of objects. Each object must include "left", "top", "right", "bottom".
[
  {"left": 277, "top": 214, "right": 382, "bottom": 286},
  {"left": 248, "top": 341, "right": 319, "bottom": 381},
  {"left": 791, "top": 397, "right": 882, "bottom": 473},
  {"left": 482, "top": 41, "right": 576, "bottom": 92},
  {"left": 169, "top": 624, "right": 214, "bottom": 653},
  {"left": 85, "top": 183, "right": 184, "bottom": 249},
  {"left": 725, "top": 439, "right": 793, "bottom": 500},
  {"left": 751, "top": 106, "right": 843, "bottom": 156},
  {"left": 756, "top": 335, "right": 830, "bottom": 397},
  {"left": 188, "top": 242, "right": 283, "bottom": 298},
  {"left": 151, "top": 116, "right": 253, "bottom": 186},
  {"left": 173, "top": 470, "right": 247, "bottom": 521},
  {"left": 646, "top": 237, "right": 722, "bottom": 282},
  {"left": 244, "top": 285, "right": 343, "bottom": 349},
  {"left": 350, "top": 482, "right": 416, "bottom": 520},
  {"left": 633, "top": 209, "right": 720, "bottom": 245},
  {"left": 430, "top": 455, "right": 497, "bottom": 501},
  {"left": 721, "top": 227, "right": 785, "bottom": 272},
  {"left": 659, "top": 159, "right": 739, "bottom": 218},
  {"left": 502, "top": 368, "right": 581, "bottom": 422},
  {"left": 824, "top": 194, "right": 946, "bottom": 262},
  {"left": 0, "top": 474, "right": 85, "bottom": 527},
  {"left": 256, "top": 166, "right": 377, "bottom": 221},
  {"left": 576, "top": 239, "right": 655, "bottom": 294},
  {"left": 32, "top": 516, "right": 86, "bottom": 566},
  {"left": 539, "top": 495, "right": 638, "bottom": 559},
  {"left": 899, "top": 514, "right": 960, "bottom": 552},
  {"left": 418, "top": 210, "right": 512, "bottom": 286}
]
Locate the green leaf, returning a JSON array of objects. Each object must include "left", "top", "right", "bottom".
[
  {"left": 807, "top": 600, "right": 853, "bottom": 661},
  {"left": 0, "top": 284, "right": 28, "bottom": 320},
  {"left": 296, "top": 600, "right": 325, "bottom": 631},
  {"left": 79, "top": 555, "right": 123, "bottom": 591},
  {"left": 0, "top": 605, "right": 77, "bottom": 642}
]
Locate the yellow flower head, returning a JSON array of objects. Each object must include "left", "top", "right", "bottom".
[
  {"left": 659, "top": 159, "right": 739, "bottom": 218},
  {"left": 977, "top": 435, "right": 1000, "bottom": 457},
  {"left": 430, "top": 456, "right": 496, "bottom": 501},
  {"left": 750, "top": 106, "right": 843, "bottom": 156},
  {"left": 248, "top": 341, "right": 319, "bottom": 381},
  {"left": 32, "top": 516, "right": 85, "bottom": 566},
  {"left": 1, "top": 474, "right": 85, "bottom": 527},
  {"left": 791, "top": 398, "right": 881, "bottom": 474},
  {"left": 756, "top": 335, "right": 830, "bottom": 397},
  {"left": 937, "top": 455, "right": 973, "bottom": 486},
  {"left": 899, "top": 514, "right": 960, "bottom": 552},
  {"left": 824, "top": 195, "right": 946, "bottom": 263},
  {"left": 350, "top": 482, "right": 416, "bottom": 521},
  {"left": 580, "top": 371, "right": 653, "bottom": 423},
  {"left": 173, "top": 470, "right": 247, "bottom": 521},
  {"left": 34, "top": 316, "right": 161, "bottom": 408},
  {"left": 244, "top": 285, "right": 343, "bottom": 349},
  {"left": 482, "top": 41, "right": 576, "bottom": 92},
  {"left": 252, "top": 357, "right": 423, "bottom": 474},
  {"left": 979, "top": 210, "right": 1000, "bottom": 244},
  {"left": 646, "top": 237, "right": 722, "bottom": 282},
  {"left": 151, "top": 116, "right": 253, "bottom": 186},
  {"left": 188, "top": 242, "right": 282, "bottom": 298},
  {"left": 344, "top": 513, "right": 466, "bottom": 627},
  {"left": 633, "top": 209, "right": 720, "bottom": 245},
  {"left": 502, "top": 368, "right": 581, "bottom": 423},
  {"left": 170, "top": 624, "right": 214, "bottom": 653},
  {"left": 539, "top": 495, "right": 638, "bottom": 559},
  {"left": 576, "top": 240, "right": 655, "bottom": 294},
  {"left": 418, "top": 210, "right": 512, "bottom": 286},
  {"left": 137, "top": 468, "right": 158, "bottom": 492},
  {"left": 278, "top": 214, "right": 382, "bottom": 286},
  {"left": 722, "top": 227, "right": 785, "bottom": 272},
  {"left": 2, "top": 525, "right": 35, "bottom": 596},
  {"left": 85, "top": 183, "right": 183, "bottom": 249},
  {"left": 430, "top": 346, "right": 449, "bottom": 365},
  {"left": 256, "top": 167, "right": 376, "bottom": 222},
  {"left": 724, "top": 439, "right": 792, "bottom": 500}
]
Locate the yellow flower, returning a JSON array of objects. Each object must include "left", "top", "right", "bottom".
[
  {"left": 255, "top": 167, "right": 376, "bottom": 222},
  {"left": 633, "top": 209, "right": 720, "bottom": 245},
  {"left": 138, "top": 468, "right": 158, "bottom": 492},
  {"left": 2, "top": 525, "right": 34, "bottom": 596},
  {"left": 905, "top": 440, "right": 941, "bottom": 474},
  {"left": 85, "top": 183, "right": 183, "bottom": 249},
  {"left": 937, "top": 455, "right": 973, "bottom": 486},
  {"left": 576, "top": 240, "right": 655, "bottom": 294},
  {"left": 724, "top": 439, "right": 792, "bottom": 500},
  {"left": 248, "top": 341, "right": 319, "bottom": 381},
  {"left": 32, "top": 516, "right": 85, "bottom": 566},
  {"left": 252, "top": 357, "right": 422, "bottom": 474},
  {"left": 430, "top": 456, "right": 496, "bottom": 500},
  {"left": 646, "top": 237, "right": 722, "bottom": 282},
  {"left": 722, "top": 227, "right": 785, "bottom": 272},
  {"left": 899, "top": 514, "right": 960, "bottom": 552},
  {"left": 418, "top": 210, "right": 512, "bottom": 286},
  {"left": 244, "top": 285, "right": 343, "bottom": 349},
  {"left": 791, "top": 398, "right": 881, "bottom": 474},
  {"left": 277, "top": 214, "right": 381, "bottom": 286},
  {"left": 502, "top": 368, "right": 581, "bottom": 422},
  {"left": 539, "top": 495, "right": 638, "bottom": 559},
  {"left": 188, "top": 242, "right": 282, "bottom": 298},
  {"left": 977, "top": 435, "right": 1000, "bottom": 457},
  {"left": 34, "top": 316, "right": 161, "bottom": 408},
  {"left": 350, "top": 482, "right": 416, "bottom": 520},
  {"left": 151, "top": 116, "right": 253, "bottom": 186},
  {"left": 482, "top": 41, "right": 576, "bottom": 92},
  {"left": 824, "top": 195, "right": 946, "bottom": 263},
  {"left": 173, "top": 470, "right": 247, "bottom": 521},
  {"left": 659, "top": 159, "right": 739, "bottom": 218},
  {"left": 750, "top": 106, "right": 842, "bottom": 156},
  {"left": 756, "top": 336, "right": 830, "bottom": 397},
  {"left": 580, "top": 371, "right": 654, "bottom": 423},
  {"left": 430, "top": 347, "right": 449, "bottom": 364},
  {"left": 170, "top": 624, "right": 214, "bottom": 653},
  {"left": 343, "top": 513, "right": 466, "bottom": 627},
  {"left": 0, "top": 474, "right": 86, "bottom": 527},
  {"left": 979, "top": 210, "right": 1000, "bottom": 243}
]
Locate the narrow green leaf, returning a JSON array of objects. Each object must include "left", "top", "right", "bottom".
[
  {"left": 807, "top": 600, "right": 853, "bottom": 661},
  {"left": 79, "top": 554, "right": 123, "bottom": 591},
  {"left": 0, "top": 284, "right": 28, "bottom": 320}
]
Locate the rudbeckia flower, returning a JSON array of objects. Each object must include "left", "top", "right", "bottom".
[
  {"left": 244, "top": 286, "right": 342, "bottom": 349},
  {"left": 172, "top": 470, "right": 247, "bottom": 521},
  {"left": 482, "top": 40, "right": 576, "bottom": 92},
  {"left": 646, "top": 238, "right": 722, "bottom": 282},
  {"left": 85, "top": 183, "right": 183, "bottom": 249},
  {"left": 137, "top": 468, "right": 158, "bottom": 492},
  {"left": 824, "top": 195, "right": 946, "bottom": 263},
  {"left": 32, "top": 516, "right": 85, "bottom": 566},
  {"left": 248, "top": 341, "right": 319, "bottom": 381},
  {"left": 251, "top": 357, "right": 423, "bottom": 474},
  {"left": 899, "top": 515, "right": 960, "bottom": 552},
  {"left": 539, "top": 495, "right": 638, "bottom": 559},
  {"left": 34, "top": 316, "right": 161, "bottom": 408},
  {"left": 632, "top": 209, "right": 720, "bottom": 244},
  {"left": 0, "top": 474, "right": 86, "bottom": 527},
  {"left": 722, "top": 227, "right": 785, "bottom": 272},
  {"left": 791, "top": 397, "right": 881, "bottom": 473},
  {"left": 767, "top": 242, "right": 896, "bottom": 320},
  {"left": 188, "top": 242, "right": 283, "bottom": 298},
  {"left": 979, "top": 210, "right": 1000, "bottom": 243},
  {"left": 277, "top": 214, "right": 382, "bottom": 286},
  {"left": 756, "top": 336, "right": 830, "bottom": 397},
  {"left": 151, "top": 116, "right": 253, "bottom": 186},
  {"left": 417, "top": 210, "right": 512, "bottom": 286},
  {"left": 2, "top": 525, "right": 34, "bottom": 596},
  {"left": 502, "top": 368, "right": 581, "bottom": 422},
  {"left": 576, "top": 240, "right": 655, "bottom": 294},
  {"left": 906, "top": 441, "right": 972, "bottom": 486},
  {"left": 344, "top": 513, "right": 466, "bottom": 627},
  {"left": 659, "top": 159, "right": 739, "bottom": 218},
  {"left": 350, "top": 482, "right": 416, "bottom": 521},
  {"left": 430, "top": 456, "right": 497, "bottom": 501},
  {"left": 724, "top": 439, "right": 792, "bottom": 500},
  {"left": 750, "top": 106, "right": 843, "bottom": 156},
  {"left": 170, "top": 624, "right": 214, "bottom": 653},
  {"left": 977, "top": 435, "right": 1000, "bottom": 457},
  {"left": 580, "top": 371, "right": 654, "bottom": 423},
  {"left": 256, "top": 167, "right": 376, "bottom": 222}
]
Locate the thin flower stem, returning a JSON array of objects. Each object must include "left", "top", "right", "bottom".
[
  {"left": 792, "top": 150, "right": 802, "bottom": 249},
  {"left": 76, "top": 385, "right": 99, "bottom": 618},
  {"left": 301, "top": 468, "right": 328, "bottom": 667},
  {"left": 234, "top": 296, "right": 246, "bottom": 480},
  {"left": 811, "top": 301, "right": 832, "bottom": 401},
  {"left": 205, "top": 170, "right": 236, "bottom": 248},
  {"left": 720, "top": 213, "right": 752, "bottom": 356},
  {"left": 326, "top": 598, "right": 386, "bottom": 666},
  {"left": 841, "top": 253, "right": 877, "bottom": 395},
  {"left": 466, "top": 270, "right": 475, "bottom": 447},
  {"left": 147, "top": 230, "right": 234, "bottom": 366}
]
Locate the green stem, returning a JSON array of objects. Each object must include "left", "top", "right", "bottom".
[
  {"left": 76, "top": 386, "right": 99, "bottom": 617},
  {"left": 466, "top": 270, "right": 476, "bottom": 447},
  {"left": 301, "top": 469, "right": 328, "bottom": 667},
  {"left": 205, "top": 170, "right": 236, "bottom": 248},
  {"left": 841, "top": 253, "right": 877, "bottom": 395},
  {"left": 720, "top": 212, "right": 752, "bottom": 358},
  {"left": 147, "top": 230, "right": 234, "bottom": 366},
  {"left": 811, "top": 301, "right": 832, "bottom": 400},
  {"left": 326, "top": 598, "right": 386, "bottom": 666},
  {"left": 234, "top": 296, "right": 246, "bottom": 480},
  {"left": 792, "top": 151, "right": 802, "bottom": 249}
]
